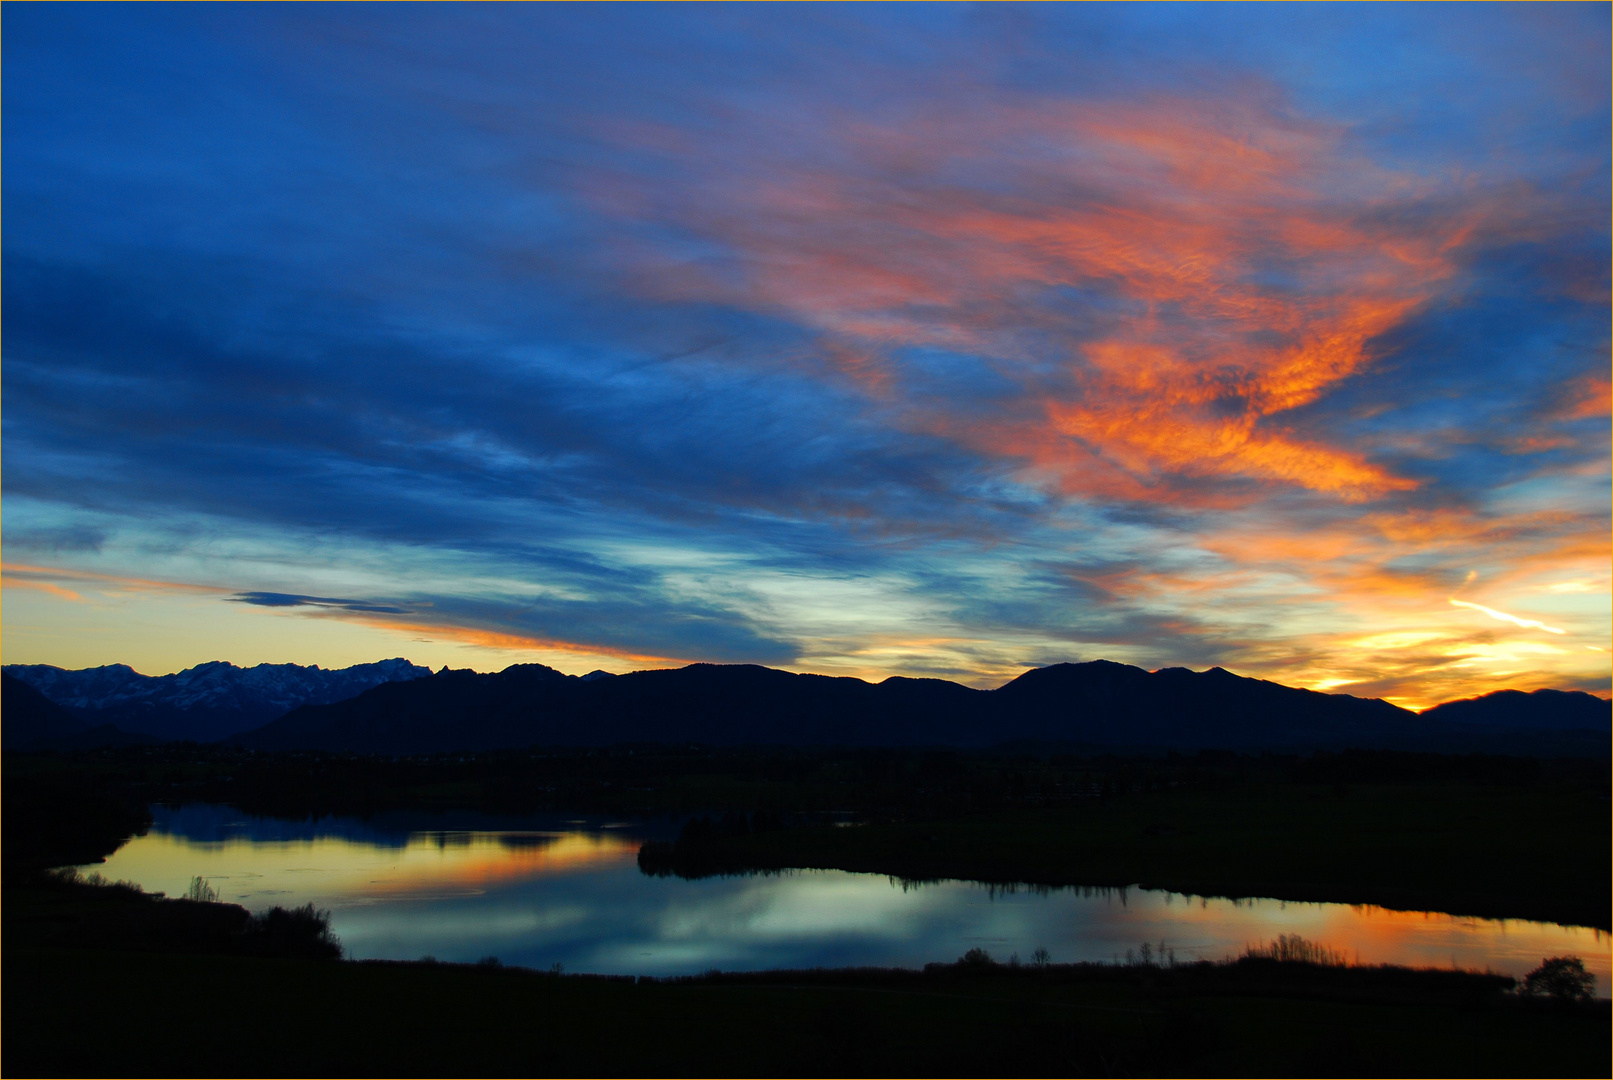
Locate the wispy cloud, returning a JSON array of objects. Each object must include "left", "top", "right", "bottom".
[
  {"left": 1, "top": 562, "right": 227, "bottom": 596},
  {"left": 2, "top": 579, "right": 83, "bottom": 602},
  {"left": 1448, "top": 598, "right": 1566, "bottom": 636},
  {"left": 226, "top": 592, "right": 414, "bottom": 616}
]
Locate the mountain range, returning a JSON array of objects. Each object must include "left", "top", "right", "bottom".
[
  {"left": 2, "top": 658, "right": 431, "bottom": 745},
  {"left": 5, "top": 657, "right": 1606, "bottom": 756},
  {"left": 1418, "top": 688, "right": 1612, "bottom": 731},
  {"left": 236, "top": 659, "right": 1609, "bottom": 756}
]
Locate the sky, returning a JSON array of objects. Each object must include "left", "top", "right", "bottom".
[{"left": 3, "top": 3, "right": 1608, "bottom": 709}]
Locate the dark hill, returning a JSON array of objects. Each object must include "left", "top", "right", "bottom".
[
  {"left": 990, "top": 660, "right": 1412, "bottom": 747},
  {"left": 235, "top": 663, "right": 986, "bottom": 753},
  {"left": 235, "top": 659, "right": 1446, "bottom": 755},
  {"left": 1419, "top": 688, "right": 1611, "bottom": 731},
  {"left": 1, "top": 673, "right": 155, "bottom": 751},
  {"left": 3, "top": 673, "right": 89, "bottom": 749}
]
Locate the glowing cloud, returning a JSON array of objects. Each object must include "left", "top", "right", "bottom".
[
  {"left": 612, "top": 93, "right": 1463, "bottom": 506},
  {"left": 0, "top": 578, "right": 84, "bottom": 602},
  {"left": 1448, "top": 599, "right": 1567, "bottom": 635}
]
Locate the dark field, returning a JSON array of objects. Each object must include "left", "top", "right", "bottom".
[
  {"left": 4, "top": 744, "right": 1609, "bottom": 1077},
  {"left": 7, "top": 935, "right": 1608, "bottom": 1077}
]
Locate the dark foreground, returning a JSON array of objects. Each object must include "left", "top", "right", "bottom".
[
  {"left": 4, "top": 744, "right": 1609, "bottom": 1077},
  {"left": 6, "top": 878, "right": 1609, "bottom": 1078}
]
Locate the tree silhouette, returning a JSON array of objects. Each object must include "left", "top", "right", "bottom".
[
  {"left": 184, "top": 876, "right": 220, "bottom": 903},
  {"left": 1521, "top": 956, "right": 1595, "bottom": 1001}
]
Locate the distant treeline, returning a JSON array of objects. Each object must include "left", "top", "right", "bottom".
[{"left": 9, "top": 742, "right": 1604, "bottom": 833}]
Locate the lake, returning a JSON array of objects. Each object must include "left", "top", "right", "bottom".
[{"left": 87, "top": 804, "right": 1609, "bottom": 992}]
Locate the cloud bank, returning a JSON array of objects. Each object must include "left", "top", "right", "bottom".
[{"left": 3, "top": 5, "right": 1607, "bottom": 706}]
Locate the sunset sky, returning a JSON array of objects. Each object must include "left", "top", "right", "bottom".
[{"left": 3, "top": 4, "right": 1608, "bottom": 708}]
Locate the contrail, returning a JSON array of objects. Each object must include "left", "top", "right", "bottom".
[{"left": 1449, "top": 598, "right": 1566, "bottom": 635}]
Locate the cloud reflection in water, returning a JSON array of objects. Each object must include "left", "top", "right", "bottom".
[{"left": 85, "top": 809, "right": 1609, "bottom": 993}]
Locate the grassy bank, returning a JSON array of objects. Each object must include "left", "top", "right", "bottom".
[{"left": 5, "top": 871, "right": 343, "bottom": 960}]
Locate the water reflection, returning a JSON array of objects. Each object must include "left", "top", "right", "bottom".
[{"left": 89, "top": 805, "right": 1609, "bottom": 993}]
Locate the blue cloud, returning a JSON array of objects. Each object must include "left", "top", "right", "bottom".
[{"left": 226, "top": 593, "right": 413, "bottom": 616}]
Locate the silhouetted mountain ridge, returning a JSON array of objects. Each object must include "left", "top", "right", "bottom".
[
  {"left": 227, "top": 659, "right": 1606, "bottom": 755},
  {"left": 3, "top": 658, "right": 432, "bottom": 743},
  {"left": 990, "top": 661, "right": 1414, "bottom": 746},
  {"left": 1419, "top": 687, "right": 1610, "bottom": 731}
]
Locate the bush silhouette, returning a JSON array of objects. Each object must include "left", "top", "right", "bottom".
[{"left": 249, "top": 903, "right": 342, "bottom": 960}]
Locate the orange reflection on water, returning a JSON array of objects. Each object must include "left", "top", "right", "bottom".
[
  {"left": 1306, "top": 904, "right": 1609, "bottom": 981},
  {"left": 367, "top": 832, "right": 641, "bottom": 896},
  {"left": 93, "top": 829, "right": 639, "bottom": 907},
  {"left": 1131, "top": 892, "right": 1610, "bottom": 988}
]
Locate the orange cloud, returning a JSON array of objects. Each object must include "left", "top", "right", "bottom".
[
  {"left": 1, "top": 578, "right": 84, "bottom": 602},
  {"left": 337, "top": 613, "right": 692, "bottom": 669},
  {"left": 601, "top": 93, "right": 1487, "bottom": 507},
  {"left": 1558, "top": 372, "right": 1611, "bottom": 421},
  {"left": 1132, "top": 494, "right": 1609, "bottom": 706},
  {"left": 602, "top": 84, "right": 1603, "bottom": 703},
  {"left": 0, "top": 562, "right": 227, "bottom": 596}
]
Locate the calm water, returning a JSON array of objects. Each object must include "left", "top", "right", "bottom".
[{"left": 88, "top": 805, "right": 1609, "bottom": 992}]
